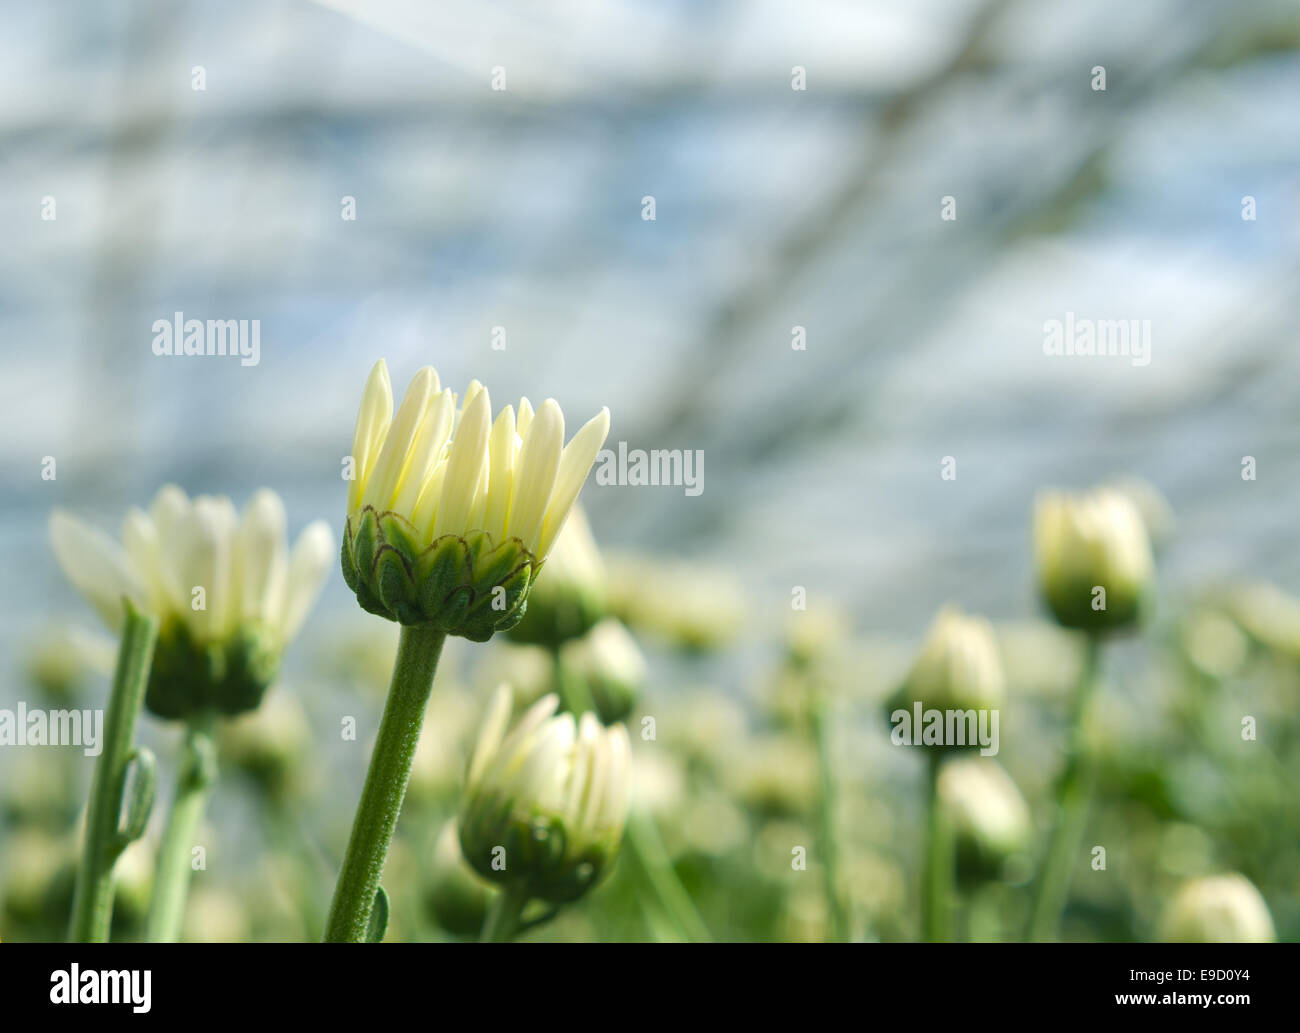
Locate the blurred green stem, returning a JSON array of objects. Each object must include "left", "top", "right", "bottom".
[
  {"left": 1029, "top": 634, "right": 1102, "bottom": 942},
  {"left": 146, "top": 711, "right": 218, "bottom": 942},
  {"left": 553, "top": 650, "right": 595, "bottom": 717},
  {"left": 480, "top": 883, "right": 530, "bottom": 940},
  {"left": 625, "top": 808, "right": 713, "bottom": 943},
  {"left": 479, "top": 882, "right": 531, "bottom": 942},
  {"left": 68, "top": 604, "right": 158, "bottom": 943},
  {"left": 324, "top": 624, "right": 445, "bottom": 942},
  {"left": 922, "top": 750, "right": 953, "bottom": 942},
  {"left": 810, "top": 697, "right": 849, "bottom": 941}
]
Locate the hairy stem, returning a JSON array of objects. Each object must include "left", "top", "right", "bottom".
[{"left": 324, "top": 624, "right": 446, "bottom": 942}]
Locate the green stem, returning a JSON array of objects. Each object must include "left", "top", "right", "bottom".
[
  {"left": 68, "top": 604, "right": 158, "bottom": 942},
  {"left": 479, "top": 882, "right": 531, "bottom": 942},
  {"left": 323, "top": 624, "right": 446, "bottom": 942},
  {"left": 922, "top": 750, "right": 954, "bottom": 942},
  {"left": 263, "top": 799, "right": 329, "bottom": 942},
  {"left": 1028, "top": 634, "right": 1102, "bottom": 942},
  {"left": 810, "top": 697, "right": 849, "bottom": 942},
  {"left": 146, "top": 712, "right": 218, "bottom": 942},
  {"left": 625, "top": 808, "right": 713, "bottom": 943},
  {"left": 553, "top": 650, "right": 595, "bottom": 717}
]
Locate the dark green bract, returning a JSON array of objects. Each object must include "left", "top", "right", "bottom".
[
  {"left": 146, "top": 621, "right": 280, "bottom": 720},
  {"left": 1040, "top": 573, "right": 1150, "bottom": 634},
  {"left": 459, "top": 793, "right": 620, "bottom": 904},
  {"left": 340, "top": 505, "right": 536, "bottom": 641}
]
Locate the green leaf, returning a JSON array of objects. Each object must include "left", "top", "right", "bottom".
[{"left": 366, "top": 886, "right": 390, "bottom": 943}]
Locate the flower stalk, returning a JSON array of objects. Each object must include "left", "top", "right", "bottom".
[
  {"left": 145, "top": 712, "right": 219, "bottom": 942},
  {"left": 922, "top": 750, "right": 954, "bottom": 942},
  {"left": 479, "top": 882, "right": 532, "bottom": 942},
  {"left": 624, "top": 807, "right": 712, "bottom": 943},
  {"left": 324, "top": 624, "right": 446, "bottom": 942},
  {"left": 810, "top": 696, "right": 848, "bottom": 942},
  {"left": 1028, "top": 634, "right": 1101, "bottom": 941},
  {"left": 68, "top": 602, "right": 158, "bottom": 942}
]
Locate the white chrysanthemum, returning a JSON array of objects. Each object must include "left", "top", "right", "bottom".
[
  {"left": 50, "top": 485, "right": 332, "bottom": 647},
  {"left": 348, "top": 360, "right": 610, "bottom": 561},
  {"left": 459, "top": 686, "right": 630, "bottom": 902},
  {"left": 1159, "top": 873, "right": 1275, "bottom": 943},
  {"left": 937, "top": 756, "right": 1031, "bottom": 879},
  {"left": 900, "top": 605, "right": 1005, "bottom": 713},
  {"left": 558, "top": 617, "right": 646, "bottom": 723},
  {"left": 508, "top": 504, "right": 609, "bottom": 648},
  {"left": 1034, "top": 487, "right": 1155, "bottom": 632}
]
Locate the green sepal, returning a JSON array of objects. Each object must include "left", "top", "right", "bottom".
[
  {"left": 459, "top": 794, "right": 620, "bottom": 905},
  {"left": 145, "top": 620, "right": 281, "bottom": 721},
  {"left": 341, "top": 506, "right": 540, "bottom": 642}
]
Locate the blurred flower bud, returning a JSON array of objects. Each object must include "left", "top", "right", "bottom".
[
  {"left": 722, "top": 734, "right": 818, "bottom": 817},
  {"left": 605, "top": 552, "right": 746, "bottom": 653},
  {"left": 1103, "top": 476, "right": 1175, "bottom": 554},
  {"left": 783, "top": 602, "right": 852, "bottom": 670},
  {"left": 1226, "top": 582, "right": 1300, "bottom": 660},
  {"left": 1158, "top": 873, "right": 1275, "bottom": 943},
  {"left": 936, "top": 757, "right": 1031, "bottom": 885},
  {"left": 182, "top": 886, "right": 251, "bottom": 943},
  {"left": 219, "top": 691, "right": 314, "bottom": 801},
  {"left": 630, "top": 745, "right": 685, "bottom": 819},
  {"left": 1180, "top": 610, "right": 1248, "bottom": 680},
  {"left": 459, "top": 687, "right": 631, "bottom": 903},
  {"left": 24, "top": 627, "right": 117, "bottom": 704},
  {"left": 49, "top": 487, "right": 332, "bottom": 721},
  {"left": 1034, "top": 488, "right": 1154, "bottom": 634},
  {"left": 112, "top": 839, "right": 156, "bottom": 930},
  {"left": 476, "top": 642, "right": 555, "bottom": 709},
  {"left": 1, "top": 829, "right": 67, "bottom": 925},
  {"left": 425, "top": 820, "right": 491, "bottom": 937},
  {"left": 891, "top": 606, "right": 1005, "bottom": 718},
  {"left": 508, "top": 506, "right": 609, "bottom": 649},
  {"left": 558, "top": 618, "right": 646, "bottom": 724}
]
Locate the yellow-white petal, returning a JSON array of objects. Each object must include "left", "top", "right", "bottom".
[
  {"left": 150, "top": 484, "right": 193, "bottom": 613},
  {"left": 537, "top": 407, "right": 610, "bottom": 560},
  {"left": 49, "top": 509, "right": 145, "bottom": 629},
  {"left": 564, "top": 712, "right": 601, "bottom": 826},
  {"left": 182, "top": 496, "right": 238, "bottom": 641},
  {"left": 348, "top": 360, "right": 395, "bottom": 513},
  {"left": 483, "top": 405, "right": 517, "bottom": 544},
  {"left": 237, "top": 489, "right": 288, "bottom": 625},
  {"left": 390, "top": 388, "right": 455, "bottom": 520},
  {"left": 433, "top": 387, "right": 491, "bottom": 539},
  {"left": 410, "top": 457, "right": 449, "bottom": 539},
  {"left": 485, "top": 692, "right": 559, "bottom": 787},
  {"left": 361, "top": 365, "right": 437, "bottom": 513},
  {"left": 280, "top": 520, "right": 334, "bottom": 641},
  {"left": 121, "top": 507, "right": 166, "bottom": 615},
  {"left": 506, "top": 399, "right": 564, "bottom": 553},
  {"left": 516, "top": 397, "right": 535, "bottom": 440}
]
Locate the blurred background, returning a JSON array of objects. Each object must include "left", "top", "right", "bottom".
[{"left": 2, "top": 0, "right": 1300, "bottom": 942}]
